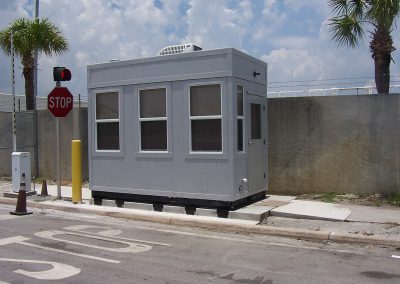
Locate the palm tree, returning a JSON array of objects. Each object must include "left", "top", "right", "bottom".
[
  {"left": 329, "top": 0, "right": 400, "bottom": 94},
  {"left": 0, "top": 18, "right": 68, "bottom": 109}
]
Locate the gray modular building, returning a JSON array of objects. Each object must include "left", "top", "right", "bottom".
[{"left": 87, "top": 48, "right": 268, "bottom": 209}]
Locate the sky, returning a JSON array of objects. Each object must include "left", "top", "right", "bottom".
[{"left": 1, "top": 0, "right": 400, "bottom": 100}]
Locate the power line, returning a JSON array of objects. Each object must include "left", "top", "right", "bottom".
[
  {"left": 268, "top": 80, "right": 400, "bottom": 89},
  {"left": 268, "top": 75, "right": 400, "bottom": 84}
]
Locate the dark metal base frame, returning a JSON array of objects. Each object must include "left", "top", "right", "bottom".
[{"left": 92, "top": 190, "right": 266, "bottom": 213}]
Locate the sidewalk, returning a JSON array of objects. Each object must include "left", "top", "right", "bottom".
[{"left": 1, "top": 181, "right": 399, "bottom": 247}]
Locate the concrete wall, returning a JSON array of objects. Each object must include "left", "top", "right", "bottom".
[
  {"left": 0, "top": 111, "right": 36, "bottom": 176},
  {"left": 0, "top": 108, "right": 88, "bottom": 180},
  {"left": 2, "top": 94, "right": 399, "bottom": 195},
  {"left": 268, "top": 95, "right": 400, "bottom": 195}
]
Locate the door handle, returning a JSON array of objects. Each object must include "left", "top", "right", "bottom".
[{"left": 248, "top": 140, "right": 254, "bottom": 145}]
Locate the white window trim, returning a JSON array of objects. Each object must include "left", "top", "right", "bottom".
[
  {"left": 94, "top": 89, "right": 122, "bottom": 153},
  {"left": 188, "top": 83, "right": 223, "bottom": 154},
  {"left": 138, "top": 87, "right": 168, "bottom": 153},
  {"left": 237, "top": 84, "right": 245, "bottom": 153}
]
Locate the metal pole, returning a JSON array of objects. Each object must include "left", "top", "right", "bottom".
[
  {"left": 56, "top": 81, "right": 61, "bottom": 199},
  {"left": 33, "top": 0, "right": 39, "bottom": 177},
  {"left": 56, "top": 117, "right": 61, "bottom": 199},
  {"left": 34, "top": 0, "right": 39, "bottom": 103},
  {"left": 11, "top": 31, "right": 16, "bottom": 152}
]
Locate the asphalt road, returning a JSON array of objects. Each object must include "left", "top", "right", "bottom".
[{"left": 0, "top": 204, "right": 399, "bottom": 284}]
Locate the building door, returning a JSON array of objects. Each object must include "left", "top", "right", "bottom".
[{"left": 247, "top": 94, "right": 267, "bottom": 193}]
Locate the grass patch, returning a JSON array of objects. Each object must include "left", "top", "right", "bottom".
[
  {"left": 385, "top": 192, "right": 400, "bottom": 207},
  {"left": 319, "top": 192, "right": 339, "bottom": 203}
]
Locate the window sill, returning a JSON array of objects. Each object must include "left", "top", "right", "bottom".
[
  {"left": 185, "top": 152, "right": 228, "bottom": 160},
  {"left": 92, "top": 150, "right": 124, "bottom": 157},
  {"left": 135, "top": 151, "right": 173, "bottom": 159}
]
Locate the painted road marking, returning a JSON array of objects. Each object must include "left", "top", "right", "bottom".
[
  {"left": 0, "top": 258, "right": 80, "bottom": 280},
  {"left": 0, "top": 236, "right": 30, "bottom": 245},
  {"left": 35, "top": 230, "right": 152, "bottom": 253},
  {"left": 21, "top": 241, "right": 120, "bottom": 263},
  {"left": 64, "top": 225, "right": 170, "bottom": 246},
  {"left": 392, "top": 255, "right": 400, "bottom": 259},
  {"left": 0, "top": 236, "right": 119, "bottom": 264},
  {"left": 63, "top": 225, "right": 122, "bottom": 236}
]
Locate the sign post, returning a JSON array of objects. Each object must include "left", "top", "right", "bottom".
[{"left": 47, "top": 83, "right": 73, "bottom": 199}]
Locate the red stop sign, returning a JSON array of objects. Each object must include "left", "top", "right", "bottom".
[{"left": 48, "top": 87, "right": 73, "bottom": 117}]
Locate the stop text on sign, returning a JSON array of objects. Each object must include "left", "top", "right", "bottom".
[
  {"left": 48, "top": 96, "right": 72, "bottom": 109},
  {"left": 47, "top": 87, "right": 73, "bottom": 117}
]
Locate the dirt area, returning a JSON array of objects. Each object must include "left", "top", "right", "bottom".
[{"left": 297, "top": 192, "right": 400, "bottom": 208}]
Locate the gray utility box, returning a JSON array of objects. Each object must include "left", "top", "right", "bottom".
[
  {"left": 12, "top": 152, "right": 31, "bottom": 192},
  {"left": 87, "top": 48, "right": 268, "bottom": 209}
]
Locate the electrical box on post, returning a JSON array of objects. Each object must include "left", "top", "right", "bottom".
[{"left": 12, "top": 152, "right": 31, "bottom": 193}]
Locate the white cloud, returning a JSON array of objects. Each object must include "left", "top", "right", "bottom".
[
  {"left": 183, "top": 0, "right": 253, "bottom": 49},
  {"left": 263, "top": 48, "right": 325, "bottom": 82},
  {"left": 0, "top": 0, "right": 399, "bottom": 99}
]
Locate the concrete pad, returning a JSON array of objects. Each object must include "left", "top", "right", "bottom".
[
  {"left": 255, "top": 199, "right": 290, "bottom": 207},
  {"left": 265, "top": 195, "right": 297, "bottom": 202},
  {"left": 195, "top": 208, "right": 218, "bottom": 217},
  {"left": 101, "top": 199, "right": 117, "bottom": 207},
  {"left": 229, "top": 205, "right": 273, "bottom": 222},
  {"left": 123, "top": 201, "right": 154, "bottom": 211},
  {"left": 339, "top": 204, "right": 400, "bottom": 224},
  {"left": 162, "top": 205, "right": 186, "bottom": 214},
  {"left": 45, "top": 185, "right": 92, "bottom": 200},
  {"left": 270, "top": 200, "right": 351, "bottom": 221}
]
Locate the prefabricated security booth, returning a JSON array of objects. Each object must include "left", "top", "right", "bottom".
[{"left": 87, "top": 47, "right": 267, "bottom": 209}]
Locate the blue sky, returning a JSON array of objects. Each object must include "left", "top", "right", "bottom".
[{"left": 0, "top": 0, "right": 399, "bottom": 99}]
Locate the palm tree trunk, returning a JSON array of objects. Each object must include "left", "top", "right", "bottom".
[
  {"left": 370, "top": 26, "right": 395, "bottom": 95},
  {"left": 374, "top": 53, "right": 391, "bottom": 95},
  {"left": 22, "top": 55, "right": 35, "bottom": 110}
]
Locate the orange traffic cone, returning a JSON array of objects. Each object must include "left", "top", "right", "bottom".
[
  {"left": 10, "top": 173, "right": 33, "bottom": 216},
  {"left": 40, "top": 179, "right": 48, "bottom": 196}
]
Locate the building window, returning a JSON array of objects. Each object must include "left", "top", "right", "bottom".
[
  {"left": 237, "top": 85, "right": 244, "bottom": 152},
  {"left": 139, "top": 88, "right": 167, "bottom": 151},
  {"left": 189, "top": 84, "right": 222, "bottom": 152},
  {"left": 95, "top": 92, "right": 120, "bottom": 151}
]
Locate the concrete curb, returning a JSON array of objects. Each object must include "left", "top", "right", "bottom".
[{"left": 1, "top": 197, "right": 399, "bottom": 247}]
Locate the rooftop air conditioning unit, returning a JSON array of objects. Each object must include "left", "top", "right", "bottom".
[{"left": 157, "top": 43, "right": 202, "bottom": 56}]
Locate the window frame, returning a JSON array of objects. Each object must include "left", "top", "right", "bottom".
[
  {"left": 93, "top": 88, "right": 123, "bottom": 154},
  {"left": 237, "top": 84, "right": 245, "bottom": 153},
  {"left": 188, "top": 83, "right": 223, "bottom": 154},
  {"left": 136, "top": 86, "right": 170, "bottom": 155}
]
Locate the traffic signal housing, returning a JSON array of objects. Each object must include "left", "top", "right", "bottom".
[{"left": 53, "top": 67, "right": 71, "bottom": 82}]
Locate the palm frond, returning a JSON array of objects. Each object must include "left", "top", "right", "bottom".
[
  {"left": 348, "top": 0, "right": 368, "bottom": 18},
  {"left": 0, "top": 17, "right": 68, "bottom": 58},
  {"left": 366, "top": 0, "right": 400, "bottom": 28},
  {"left": 329, "top": 0, "right": 349, "bottom": 14},
  {"left": 329, "top": 15, "right": 364, "bottom": 47}
]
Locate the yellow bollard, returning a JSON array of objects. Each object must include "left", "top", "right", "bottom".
[{"left": 71, "top": 140, "right": 82, "bottom": 204}]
